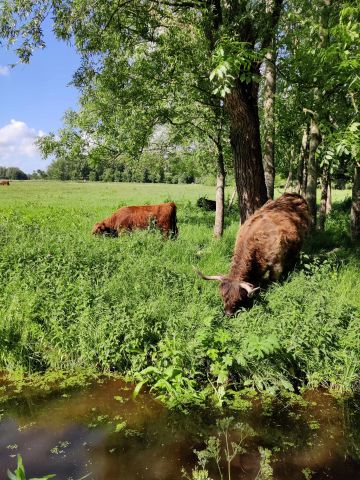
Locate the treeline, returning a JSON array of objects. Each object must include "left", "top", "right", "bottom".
[
  {"left": 31, "top": 148, "right": 213, "bottom": 184},
  {"left": 0, "top": 166, "right": 28, "bottom": 180}
]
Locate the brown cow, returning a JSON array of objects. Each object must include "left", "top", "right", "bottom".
[
  {"left": 0, "top": 179, "right": 10, "bottom": 186},
  {"left": 92, "top": 202, "right": 178, "bottom": 237},
  {"left": 196, "top": 193, "right": 310, "bottom": 316}
]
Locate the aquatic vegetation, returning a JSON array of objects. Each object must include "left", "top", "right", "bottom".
[
  {"left": 7, "top": 454, "right": 55, "bottom": 480},
  {"left": 255, "top": 448, "right": 274, "bottom": 480},
  {"left": 182, "top": 417, "right": 273, "bottom": 480}
]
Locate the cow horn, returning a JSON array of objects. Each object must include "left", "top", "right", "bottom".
[
  {"left": 193, "top": 266, "right": 224, "bottom": 282},
  {"left": 239, "top": 282, "right": 260, "bottom": 297}
]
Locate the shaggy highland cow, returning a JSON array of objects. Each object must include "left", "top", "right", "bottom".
[
  {"left": 92, "top": 202, "right": 178, "bottom": 237},
  {"left": 196, "top": 194, "right": 310, "bottom": 316}
]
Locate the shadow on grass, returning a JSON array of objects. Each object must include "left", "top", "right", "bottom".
[{"left": 179, "top": 204, "right": 240, "bottom": 230}]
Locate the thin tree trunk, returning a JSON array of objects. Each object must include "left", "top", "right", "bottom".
[
  {"left": 226, "top": 80, "right": 268, "bottom": 223},
  {"left": 302, "top": 153, "right": 308, "bottom": 196},
  {"left": 297, "top": 126, "right": 309, "bottom": 195},
  {"left": 284, "top": 171, "right": 292, "bottom": 193},
  {"left": 308, "top": 0, "right": 329, "bottom": 228},
  {"left": 351, "top": 165, "right": 360, "bottom": 243},
  {"left": 326, "top": 180, "right": 332, "bottom": 213},
  {"left": 263, "top": 40, "right": 276, "bottom": 199},
  {"left": 319, "top": 164, "right": 330, "bottom": 231},
  {"left": 228, "top": 188, "right": 237, "bottom": 209},
  {"left": 214, "top": 144, "right": 226, "bottom": 238},
  {"left": 306, "top": 117, "right": 321, "bottom": 229},
  {"left": 284, "top": 145, "right": 295, "bottom": 193}
]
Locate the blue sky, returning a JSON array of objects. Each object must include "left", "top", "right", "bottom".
[{"left": 0, "top": 21, "right": 80, "bottom": 173}]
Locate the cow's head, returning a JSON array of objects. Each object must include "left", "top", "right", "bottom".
[
  {"left": 92, "top": 221, "right": 107, "bottom": 235},
  {"left": 92, "top": 222, "right": 118, "bottom": 236},
  {"left": 195, "top": 268, "right": 259, "bottom": 316}
]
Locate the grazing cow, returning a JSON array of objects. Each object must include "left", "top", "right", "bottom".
[
  {"left": 0, "top": 179, "right": 10, "bottom": 186},
  {"left": 197, "top": 197, "right": 216, "bottom": 211},
  {"left": 196, "top": 193, "right": 310, "bottom": 316},
  {"left": 92, "top": 202, "right": 178, "bottom": 237}
]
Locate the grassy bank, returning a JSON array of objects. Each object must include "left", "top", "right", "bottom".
[{"left": 0, "top": 181, "right": 359, "bottom": 407}]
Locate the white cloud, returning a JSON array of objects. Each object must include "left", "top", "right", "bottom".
[
  {"left": 0, "top": 65, "right": 10, "bottom": 76},
  {"left": 0, "top": 119, "right": 47, "bottom": 172}
]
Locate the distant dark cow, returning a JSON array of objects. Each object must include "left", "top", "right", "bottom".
[
  {"left": 92, "top": 202, "right": 178, "bottom": 237},
  {"left": 196, "top": 194, "right": 310, "bottom": 316},
  {"left": 0, "top": 180, "right": 10, "bottom": 186},
  {"left": 197, "top": 197, "right": 216, "bottom": 211}
]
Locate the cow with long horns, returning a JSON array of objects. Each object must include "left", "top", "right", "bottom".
[{"left": 196, "top": 193, "right": 310, "bottom": 316}]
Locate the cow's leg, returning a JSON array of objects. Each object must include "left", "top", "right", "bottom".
[
  {"left": 282, "top": 244, "right": 302, "bottom": 276},
  {"left": 268, "top": 263, "right": 283, "bottom": 282}
]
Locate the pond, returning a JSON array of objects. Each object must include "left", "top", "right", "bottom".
[{"left": 0, "top": 376, "right": 359, "bottom": 480}]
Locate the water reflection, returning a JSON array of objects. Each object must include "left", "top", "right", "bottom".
[{"left": 0, "top": 377, "right": 359, "bottom": 479}]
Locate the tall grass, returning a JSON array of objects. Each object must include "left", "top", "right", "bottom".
[{"left": 0, "top": 181, "right": 359, "bottom": 407}]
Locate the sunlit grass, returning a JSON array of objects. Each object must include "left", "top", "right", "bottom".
[{"left": 0, "top": 181, "right": 358, "bottom": 406}]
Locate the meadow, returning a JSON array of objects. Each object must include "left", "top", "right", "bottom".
[{"left": 0, "top": 181, "right": 359, "bottom": 408}]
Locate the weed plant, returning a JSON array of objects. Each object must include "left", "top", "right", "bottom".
[
  {"left": 182, "top": 417, "right": 273, "bottom": 480},
  {"left": 0, "top": 181, "right": 359, "bottom": 408},
  {"left": 7, "top": 454, "right": 55, "bottom": 479}
]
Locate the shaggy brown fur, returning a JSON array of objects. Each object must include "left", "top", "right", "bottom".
[
  {"left": 0, "top": 180, "right": 10, "bottom": 186},
  {"left": 92, "top": 202, "right": 178, "bottom": 237},
  {"left": 199, "top": 193, "right": 310, "bottom": 316}
]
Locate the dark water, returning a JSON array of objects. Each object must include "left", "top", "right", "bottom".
[{"left": 0, "top": 377, "right": 360, "bottom": 480}]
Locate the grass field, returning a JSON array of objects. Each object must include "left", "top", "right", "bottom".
[{"left": 0, "top": 181, "right": 359, "bottom": 408}]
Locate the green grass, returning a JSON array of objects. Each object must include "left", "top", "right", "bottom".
[{"left": 0, "top": 181, "right": 359, "bottom": 408}]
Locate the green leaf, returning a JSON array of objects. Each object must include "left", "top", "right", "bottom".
[
  {"left": 133, "top": 381, "right": 145, "bottom": 398},
  {"left": 7, "top": 471, "right": 19, "bottom": 480}
]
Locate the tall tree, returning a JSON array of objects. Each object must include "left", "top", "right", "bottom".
[
  {"left": 208, "top": 0, "right": 283, "bottom": 220},
  {"left": 276, "top": 0, "right": 359, "bottom": 230},
  {"left": 262, "top": 0, "right": 278, "bottom": 199},
  {"left": 306, "top": 114, "right": 321, "bottom": 228}
]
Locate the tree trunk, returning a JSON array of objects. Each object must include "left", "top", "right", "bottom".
[
  {"left": 226, "top": 80, "right": 268, "bottom": 223},
  {"left": 228, "top": 188, "right": 237, "bottom": 209},
  {"left": 308, "top": 0, "right": 329, "bottom": 228},
  {"left": 214, "top": 144, "right": 226, "bottom": 238},
  {"left": 263, "top": 41, "right": 276, "bottom": 199},
  {"left": 297, "top": 126, "right": 309, "bottom": 195},
  {"left": 319, "top": 163, "right": 330, "bottom": 231},
  {"left": 302, "top": 153, "right": 308, "bottom": 196},
  {"left": 284, "top": 171, "right": 292, "bottom": 193},
  {"left": 284, "top": 145, "right": 296, "bottom": 193},
  {"left": 306, "top": 118, "right": 321, "bottom": 229},
  {"left": 351, "top": 165, "right": 360, "bottom": 243},
  {"left": 326, "top": 180, "right": 332, "bottom": 213}
]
